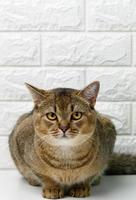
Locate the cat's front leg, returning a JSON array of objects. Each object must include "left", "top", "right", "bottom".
[
  {"left": 69, "top": 180, "right": 90, "bottom": 197},
  {"left": 41, "top": 176, "right": 64, "bottom": 199}
]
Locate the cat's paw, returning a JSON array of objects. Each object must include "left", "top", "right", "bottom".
[
  {"left": 42, "top": 187, "right": 64, "bottom": 199},
  {"left": 69, "top": 185, "right": 90, "bottom": 197}
]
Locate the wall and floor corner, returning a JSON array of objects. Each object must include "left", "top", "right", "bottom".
[{"left": 0, "top": 0, "right": 136, "bottom": 169}]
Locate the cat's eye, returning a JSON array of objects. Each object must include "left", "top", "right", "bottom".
[
  {"left": 46, "top": 112, "right": 57, "bottom": 120},
  {"left": 72, "top": 112, "right": 82, "bottom": 120}
]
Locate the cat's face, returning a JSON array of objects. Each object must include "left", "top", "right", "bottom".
[{"left": 26, "top": 82, "right": 99, "bottom": 146}]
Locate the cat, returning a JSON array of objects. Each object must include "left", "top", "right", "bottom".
[{"left": 9, "top": 81, "right": 117, "bottom": 198}]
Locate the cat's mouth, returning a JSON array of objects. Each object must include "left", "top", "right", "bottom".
[
  {"left": 52, "top": 130, "right": 77, "bottom": 139},
  {"left": 62, "top": 133, "right": 68, "bottom": 138}
]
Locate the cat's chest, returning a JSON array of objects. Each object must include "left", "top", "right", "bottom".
[
  {"left": 25, "top": 144, "right": 106, "bottom": 185},
  {"left": 25, "top": 139, "right": 106, "bottom": 185},
  {"left": 48, "top": 157, "right": 104, "bottom": 185},
  {"left": 47, "top": 149, "right": 106, "bottom": 185}
]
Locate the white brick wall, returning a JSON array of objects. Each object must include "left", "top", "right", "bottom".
[{"left": 0, "top": 0, "right": 136, "bottom": 169}]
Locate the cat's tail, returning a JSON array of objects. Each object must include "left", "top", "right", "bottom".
[{"left": 105, "top": 153, "right": 136, "bottom": 175}]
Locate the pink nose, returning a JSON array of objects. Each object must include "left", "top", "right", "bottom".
[{"left": 60, "top": 125, "right": 69, "bottom": 133}]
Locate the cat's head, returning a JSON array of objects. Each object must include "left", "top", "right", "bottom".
[{"left": 26, "top": 81, "right": 100, "bottom": 146}]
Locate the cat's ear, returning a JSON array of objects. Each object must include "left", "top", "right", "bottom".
[
  {"left": 80, "top": 81, "right": 100, "bottom": 107},
  {"left": 25, "top": 83, "right": 46, "bottom": 105}
]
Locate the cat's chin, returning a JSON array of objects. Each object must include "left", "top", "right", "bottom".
[
  {"left": 48, "top": 136, "right": 76, "bottom": 147},
  {"left": 56, "top": 137, "right": 73, "bottom": 146}
]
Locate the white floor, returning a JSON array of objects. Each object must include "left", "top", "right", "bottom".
[{"left": 0, "top": 170, "right": 136, "bottom": 200}]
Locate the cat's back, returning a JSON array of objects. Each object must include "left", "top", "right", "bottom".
[
  {"left": 11, "top": 110, "right": 33, "bottom": 135},
  {"left": 96, "top": 112, "right": 117, "bottom": 156},
  {"left": 97, "top": 112, "right": 116, "bottom": 134},
  {"left": 9, "top": 111, "right": 34, "bottom": 153}
]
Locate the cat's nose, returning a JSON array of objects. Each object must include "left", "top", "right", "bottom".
[{"left": 60, "top": 125, "right": 69, "bottom": 133}]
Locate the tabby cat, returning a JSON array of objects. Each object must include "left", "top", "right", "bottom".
[{"left": 9, "top": 81, "right": 117, "bottom": 198}]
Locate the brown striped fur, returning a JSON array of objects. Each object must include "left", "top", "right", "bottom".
[
  {"left": 9, "top": 81, "right": 116, "bottom": 198},
  {"left": 106, "top": 153, "right": 136, "bottom": 175}
]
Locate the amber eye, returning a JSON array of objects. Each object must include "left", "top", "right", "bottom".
[
  {"left": 72, "top": 112, "right": 82, "bottom": 120},
  {"left": 46, "top": 112, "right": 57, "bottom": 120}
]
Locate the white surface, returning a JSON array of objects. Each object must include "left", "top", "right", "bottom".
[{"left": 0, "top": 170, "right": 136, "bottom": 200}]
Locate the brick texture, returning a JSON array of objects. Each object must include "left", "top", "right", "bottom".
[
  {"left": 87, "top": 0, "right": 136, "bottom": 31},
  {"left": 0, "top": 0, "right": 84, "bottom": 31},
  {"left": 42, "top": 33, "right": 131, "bottom": 66},
  {"left": 0, "top": 33, "right": 40, "bottom": 66},
  {"left": 0, "top": 68, "right": 84, "bottom": 100}
]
